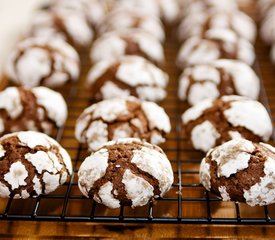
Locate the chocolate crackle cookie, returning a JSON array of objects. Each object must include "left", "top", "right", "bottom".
[
  {"left": 78, "top": 138, "right": 174, "bottom": 208},
  {"left": 98, "top": 9, "right": 165, "bottom": 42},
  {"left": 182, "top": 96, "right": 273, "bottom": 152},
  {"left": 178, "top": 10, "right": 256, "bottom": 43},
  {"left": 200, "top": 139, "right": 275, "bottom": 206},
  {"left": 29, "top": 7, "right": 94, "bottom": 49},
  {"left": 86, "top": 56, "right": 169, "bottom": 102},
  {"left": 177, "top": 28, "right": 255, "bottom": 68},
  {"left": 5, "top": 38, "right": 80, "bottom": 88},
  {"left": 90, "top": 30, "right": 164, "bottom": 65},
  {"left": 75, "top": 97, "right": 171, "bottom": 151},
  {"left": 178, "top": 59, "right": 260, "bottom": 105},
  {"left": 0, "top": 87, "right": 67, "bottom": 135},
  {"left": 0, "top": 131, "right": 72, "bottom": 199}
]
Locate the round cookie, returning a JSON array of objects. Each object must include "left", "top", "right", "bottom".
[
  {"left": 5, "top": 37, "right": 80, "bottom": 88},
  {"left": 0, "top": 87, "right": 67, "bottom": 136},
  {"left": 28, "top": 8, "right": 94, "bottom": 49},
  {"left": 177, "top": 28, "right": 255, "bottom": 68},
  {"left": 86, "top": 56, "right": 169, "bottom": 102},
  {"left": 47, "top": 0, "right": 109, "bottom": 27},
  {"left": 200, "top": 139, "right": 275, "bottom": 206},
  {"left": 178, "top": 0, "right": 238, "bottom": 18},
  {"left": 178, "top": 10, "right": 256, "bottom": 43},
  {"left": 98, "top": 9, "right": 165, "bottom": 42},
  {"left": 90, "top": 30, "right": 164, "bottom": 65},
  {"left": 178, "top": 59, "right": 260, "bottom": 105},
  {"left": 78, "top": 138, "right": 174, "bottom": 208},
  {"left": 181, "top": 95, "right": 273, "bottom": 152},
  {"left": 75, "top": 97, "right": 171, "bottom": 151},
  {"left": 0, "top": 131, "right": 72, "bottom": 199}
]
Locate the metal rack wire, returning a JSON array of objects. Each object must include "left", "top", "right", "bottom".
[{"left": 0, "top": 33, "right": 275, "bottom": 225}]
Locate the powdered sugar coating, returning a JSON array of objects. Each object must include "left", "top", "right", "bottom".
[
  {"left": 177, "top": 29, "right": 255, "bottom": 68},
  {"left": 0, "top": 131, "right": 72, "bottom": 199},
  {"left": 78, "top": 138, "right": 173, "bottom": 208},
  {"left": 98, "top": 9, "right": 165, "bottom": 42},
  {"left": 210, "top": 139, "right": 255, "bottom": 178},
  {"left": 86, "top": 56, "right": 169, "bottom": 102},
  {"left": 0, "top": 87, "right": 23, "bottom": 119},
  {"left": 178, "top": 59, "right": 260, "bottom": 105},
  {"left": 224, "top": 99, "right": 273, "bottom": 141},
  {"left": 6, "top": 37, "right": 80, "bottom": 88},
  {"left": 200, "top": 139, "right": 275, "bottom": 206},
  {"left": 191, "top": 121, "right": 220, "bottom": 152},
  {"left": 182, "top": 99, "right": 213, "bottom": 124},
  {"left": 131, "top": 146, "right": 174, "bottom": 196},
  {"left": 29, "top": 8, "right": 93, "bottom": 48},
  {"left": 90, "top": 30, "right": 164, "bottom": 64},
  {"left": 218, "top": 186, "right": 231, "bottom": 201},
  {"left": 244, "top": 156, "right": 275, "bottom": 206},
  {"left": 32, "top": 87, "right": 67, "bottom": 127},
  {"left": 182, "top": 96, "right": 273, "bottom": 152},
  {"left": 78, "top": 148, "right": 109, "bottom": 197},
  {"left": 75, "top": 98, "right": 171, "bottom": 151},
  {"left": 178, "top": 10, "right": 256, "bottom": 43},
  {"left": 122, "top": 169, "right": 154, "bottom": 207}
]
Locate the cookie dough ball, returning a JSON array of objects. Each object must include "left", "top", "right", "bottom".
[
  {"left": 178, "top": 10, "right": 256, "bottom": 43},
  {"left": 200, "top": 139, "right": 275, "bottom": 206},
  {"left": 0, "top": 87, "right": 67, "bottom": 136},
  {"left": 5, "top": 38, "right": 80, "bottom": 88},
  {"left": 177, "top": 29, "right": 255, "bottom": 68},
  {"left": 178, "top": 59, "right": 260, "bottom": 105},
  {"left": 90, "top": 30, "right": 164, "bottom": 65},
  {"left": 0, "top": 131, "right": 72, "bottom": 199},
  {"left": 98, "top": 9, "right": 165, "bottom": 42},
  {"left": 86, "top": 56, "right": 169, "bottom": 102},
  {"left": 47, "top": 0, "right": 109, "bottom": 27},
  {"left": 75, "top": 97, "right": 171, "bottom": 151},
  {"left": 78, "top": 138, "right": 173, "bottom": 208},
  {"left": 29, "top": 8, "right": 94, "bottom": 49},
  {"left": 182, "top": 96, "right": 273, "bottom": 152}
]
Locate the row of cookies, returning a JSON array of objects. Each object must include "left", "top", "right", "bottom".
[
  {"left": 0, "top": 0, "right": 176, "bottom": 209},
  {"left": 75, "top": 0, "right": 177, "bottom": 209},
  {"left": 176, "top": 0, "right": 275, "bottom": 206}
]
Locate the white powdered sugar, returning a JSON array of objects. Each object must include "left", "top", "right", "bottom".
[
  {"left": 210, "top": 139, "right": 255, "bottom": 178},
  {"left": 78, "top": 148, "right": 109, "bottom": 197},
  {"left": 112, "top": 123, "right": 133, "bottom": 140},
  {"left": 116, "top": 56, "right": 168, "bottom": 88},
  {"left": 224, "top": 98, "right": 273, "bottom": 141},
  {"left": 42, "top": 172, "right": 60, "bottom": 194},
  {"left": 97, "top": 182, "right": 120, "bottom": 209},
  {"left": 218, "top": 186, "right": 231, "bottom": 201},
  {"left": 4, "top": 162, "right": 28, "bottom": 190},
  {"left": 85, "top": 121, "right": 109, "bottom": 151},
  {"left": 182, "top": 99, "right": 213, "bottom": 124},
  {"left": 141, "top": 101, "right": 171, "bottom": 133},
  {"left": 32, "top": 87, "right": 68, "bottom": 127},
  {"left": 191, "top": 121, "right": 220, "bottom": 152},
  {"left": 0, "top": 87, "right": 23, "bottom": 119},
  {"left": 90, "top": 30, "right": 164, "bottom": 64},
  {"left": 131, "top": 146, "right": 173, "bottom": 196},
  {"left": 101, "top": 81, "right": 131, "bottom": 99},
  {"left": 177, "top": 29, "right": 255, "bottom": 68},
  {"left": 199, "top": 158, "right": 211, "bottom": 191},
  {"left": 244, "top": 156, "right": 275, "bottom": 206},
  {"left": 122, "top": 169, "right": 154, "bottom": 207},
  {"left": 0, "top": 182, "right": 10, "bottom": 198},
  {"left": 6, "top": 37, "right": 80, "bottom": 88},
  {"left": 0, "top": 145, "right": 5, "bottom": 158}
]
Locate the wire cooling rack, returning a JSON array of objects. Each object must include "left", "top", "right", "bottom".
[{"left": 0, "top": 30, "right": 275, "bottom": 224}]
